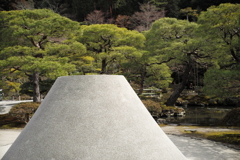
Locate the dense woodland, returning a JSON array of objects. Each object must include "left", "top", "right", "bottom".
[
  {"left": 1, "top": 0, "right": 240, "bottom": 21},
  {"left": 0, "top": 1, "right": 239, "bottom": 107}
]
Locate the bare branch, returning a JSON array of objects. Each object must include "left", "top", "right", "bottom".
[
  {"left": 85, "top": 10, "right": 105, "bottom": 24},
  {"left": 131, "top": 3, "right": 165, "bottom": 31}
]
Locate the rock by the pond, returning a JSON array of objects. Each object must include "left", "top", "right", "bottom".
[{"left": 219, "top": 107, "right": 240, "bottom": 126}]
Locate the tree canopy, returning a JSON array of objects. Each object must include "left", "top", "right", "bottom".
[
  {"left": 198, "top": 3, "right": 240, "bottom": 98},
  {"left": 0, "top": 9, "right": 86, "bottom": 102},
  {"left": 145, "top": 17, "right": 213, "bottom": 106},
  {"left": 0, "top": 2, "right": 240, "bottom": 106},
  {"left": 121, "top": 49, "right": 172, "bottom": 95},
  {"left": 77, "top": 24, "right": 145, "bottom": 74}
]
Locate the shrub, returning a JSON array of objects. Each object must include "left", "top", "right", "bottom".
[
  {"left": 9, "top": 102, "right": 40, "bottom": 124},
  {"left": 142, "top": 99, "right": 162, "bottom": 118}
]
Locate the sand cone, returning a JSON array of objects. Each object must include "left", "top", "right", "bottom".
[{"left": 3, "top": 75, "right": 186, "bottom": 160}]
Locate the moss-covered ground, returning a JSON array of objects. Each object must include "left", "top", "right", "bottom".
[{"left": 161, "top": 125, "right": 240, "bottom": 147}]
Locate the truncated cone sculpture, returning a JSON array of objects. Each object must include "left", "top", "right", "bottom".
[{"left": 3, "top": 75, "right": 186, "bottom": 160}]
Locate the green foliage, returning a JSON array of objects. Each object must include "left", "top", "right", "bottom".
[
  {"left": 20, "top": 79, "right": 55, "bottom": 96},
  {"left": 146, "top": 63, "right": 172, "bottom": 88},
  {"left": 5, "top": 81, "right": 21, "bottom": 93},
  {"left": 145, "top": 17, "right": 202, "bottom": 64},
  {"left": 0, "top": 46, "right": 76, "bottom": 78},
  {"left": 180, "top": 7, "right": 198, "bottom": 21},
  {"left": 145, "top": 17, "right": 210, "bottom": 106},
  {"left": 1, "top": 3, "right": 240, "bottom": 104},
  {"left": 203, "top": 69, "right": 240, "bottom": 98},
  {"left": 198, "top": 4, "right": 240, "bottom": 98},
  {"left": 0, "top": 9, "right": 86, "bottom": 72},
  {"left": 78, "top": 24, "right": 145, "bottom": 74},
  {"left": 0, "top": 9, "right": 87, "bottom": 101},
  {"left": 0, "top": 9, "right": 79, "bottom": 46},
  {"left": 198, "top": 3, "right": 240, "bottom": 67},
  {"left": 198, "top": 3, "right": 240, "bottom": 30},
  {"left": 121, "top": 48, "right": 172, "bottom": 92}
]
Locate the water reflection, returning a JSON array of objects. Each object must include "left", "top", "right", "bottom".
[{"left": 165, "top": 107, "right": 232, "bottom": 125}]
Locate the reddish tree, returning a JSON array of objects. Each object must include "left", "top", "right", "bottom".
[
  {"left": 131, "top": 3, "right": 165, "bottom": 32},
  {"left": 115, "top": 15, "right": 131, "bottom": 28},
  {"left": 85, "top": 10, "right": 105, "bottom": 24}
]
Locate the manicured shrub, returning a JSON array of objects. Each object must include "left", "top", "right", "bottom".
[
  {"left": 142, "top": 99, "right": 162, "bottom": 119},
  {"left": 9, "top": 102, "right": 40, "bottom": 124}
]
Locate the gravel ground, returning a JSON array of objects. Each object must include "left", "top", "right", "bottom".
[
  {"left": 0, "top": 129, "right": 22, "bottom": 159},
  {"left": 168, "top": 135, "right": 240, "bottom": 160},
  {"left": 1, "top": 126, "right": 240, "bottom": 160}
]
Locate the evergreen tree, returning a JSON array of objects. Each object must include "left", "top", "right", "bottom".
[
  {"left": 122, "top": 49, "right": 172, "bottom": 95},
  {"left": 198, "top": 3, "right": 240, "bottom": 98},
  {"left": 77, "top": 24, "right": 145, "bottom": 74},
  {"left": 0, "top": 9, "right": 86, "bottom": 102},
  {"left": 145, "top": 18, "right": 211, "bottom": 106}
]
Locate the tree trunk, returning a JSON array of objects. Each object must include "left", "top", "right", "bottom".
[
  {"left": 166, "top": 63, "right": 193, "bottom": 106},
  {"left": 138, "top": 66, "right": 147, "bottom": 95},
  {"left": 33, "top": 72, "right": 41, "bottom": 102},
  {"left": 101, "top": 59, "right": 107, "bottom": 74}
]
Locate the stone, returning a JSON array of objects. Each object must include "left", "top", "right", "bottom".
[{"left": 2, "top": 75, "right": 186, "bottom": 160}]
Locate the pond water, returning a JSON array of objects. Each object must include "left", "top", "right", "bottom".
[{"left": 165, "top": 106, "right": 233, "bottom": 125}]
